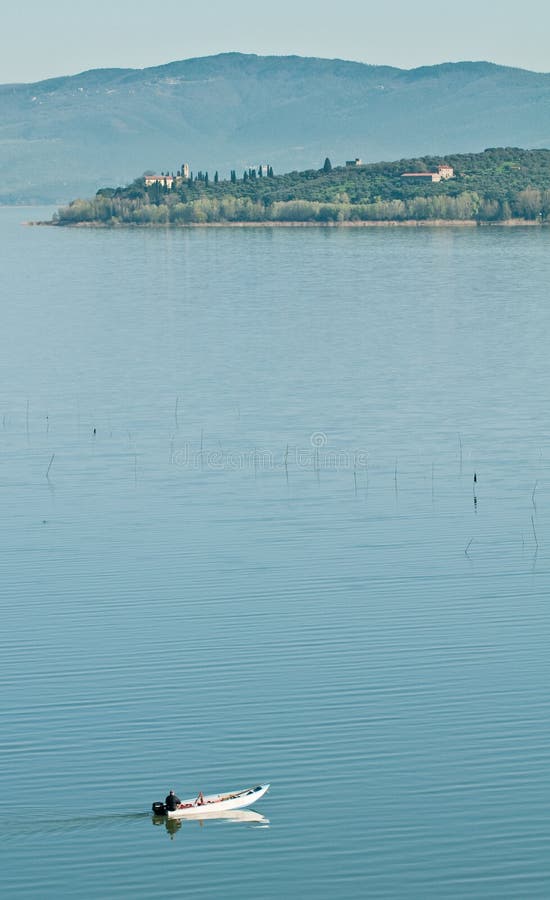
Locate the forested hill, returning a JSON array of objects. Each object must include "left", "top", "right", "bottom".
[
  {"left": 4, "top": 53, "right": 550, "bottom": 203},
  {"left": 55, "top": 148, "right": 550, "bottom": 224}
]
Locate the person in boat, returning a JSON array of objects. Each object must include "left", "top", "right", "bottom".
[
  {"left": 195, "top": 791, "right": 205, "bottom": 806},
  {"left": 165, "top": 790, "right": 181, "bottom": 811}
]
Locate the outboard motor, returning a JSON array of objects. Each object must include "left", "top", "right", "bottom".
[{"left": 152, "top": 801, "right": 166, "bottom": 816}]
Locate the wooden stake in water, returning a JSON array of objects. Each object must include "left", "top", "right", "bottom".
[
  {"left": 46, "top": 453, "right": 55, "bottom": 478},
  {"left": 531, "top": 515, "right": 539, "bottom": 549}
]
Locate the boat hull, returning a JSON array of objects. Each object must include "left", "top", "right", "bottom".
[{"left": 165, "top": 784, "right": 269, "bottom": 818}]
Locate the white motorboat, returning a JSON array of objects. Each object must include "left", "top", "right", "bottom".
[{"left": 152, "top": 784, "right": 270, "bottom": 819}]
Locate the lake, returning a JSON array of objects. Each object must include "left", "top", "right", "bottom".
[{"left": 1, "top": 210, "right": 550, "bottom": 898}]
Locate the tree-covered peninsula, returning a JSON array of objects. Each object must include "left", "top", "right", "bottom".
[{"left": 54, "top": 148, "right": 550, "bottom": 226}]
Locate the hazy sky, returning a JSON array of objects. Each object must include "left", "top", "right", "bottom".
[{"left": 3, "top": 0, "right": 550, "bottom": 83}]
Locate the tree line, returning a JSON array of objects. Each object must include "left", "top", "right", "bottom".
[{"left": 55, "top": 190, "right": 550, "bottom": 225}]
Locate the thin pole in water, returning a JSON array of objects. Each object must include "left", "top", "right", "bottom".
[
  {"left": 46, "top": 453, "right": 55, "bottom": 479},
  {"left": 531, "top": 515, "right": 539, "bottom": 549}
]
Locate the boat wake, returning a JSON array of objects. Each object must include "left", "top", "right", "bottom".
[{"left": 0, "top": 811, "right": 150, "bottom": 840}]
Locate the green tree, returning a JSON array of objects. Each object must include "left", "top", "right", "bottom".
[
  {"left": 514, "top": 187, "right": 542, "bottom": 218},
  {"left": 323, "top": 157, "right": 332, "bottom": 173},
  {"left": 500, "top": 200, "right": 512, "bottom": 220}
]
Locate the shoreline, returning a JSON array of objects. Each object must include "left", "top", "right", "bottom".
[{"left": 31, "top": 218, "right": 550, "bottom": 229}]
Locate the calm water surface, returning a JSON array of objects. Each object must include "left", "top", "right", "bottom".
[{"left": 1, "top": 210, "right": 550, "bottom": 898}]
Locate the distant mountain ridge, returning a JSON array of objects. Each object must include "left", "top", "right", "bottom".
[{"left": 2, "top": 52, "right": 550, "bottom": 203}]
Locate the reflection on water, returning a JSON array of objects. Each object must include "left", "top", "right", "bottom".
[{"left": 152, "top": 809, "right": 270, "bottom": 839}]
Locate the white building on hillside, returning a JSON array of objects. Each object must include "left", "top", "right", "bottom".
[{"left": 401, "top": 164, "right": 455, "bottom": 184}]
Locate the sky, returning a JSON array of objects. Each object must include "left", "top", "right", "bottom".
[{"left": 3, "top": 0, "right": 550, "bottom": 84}]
